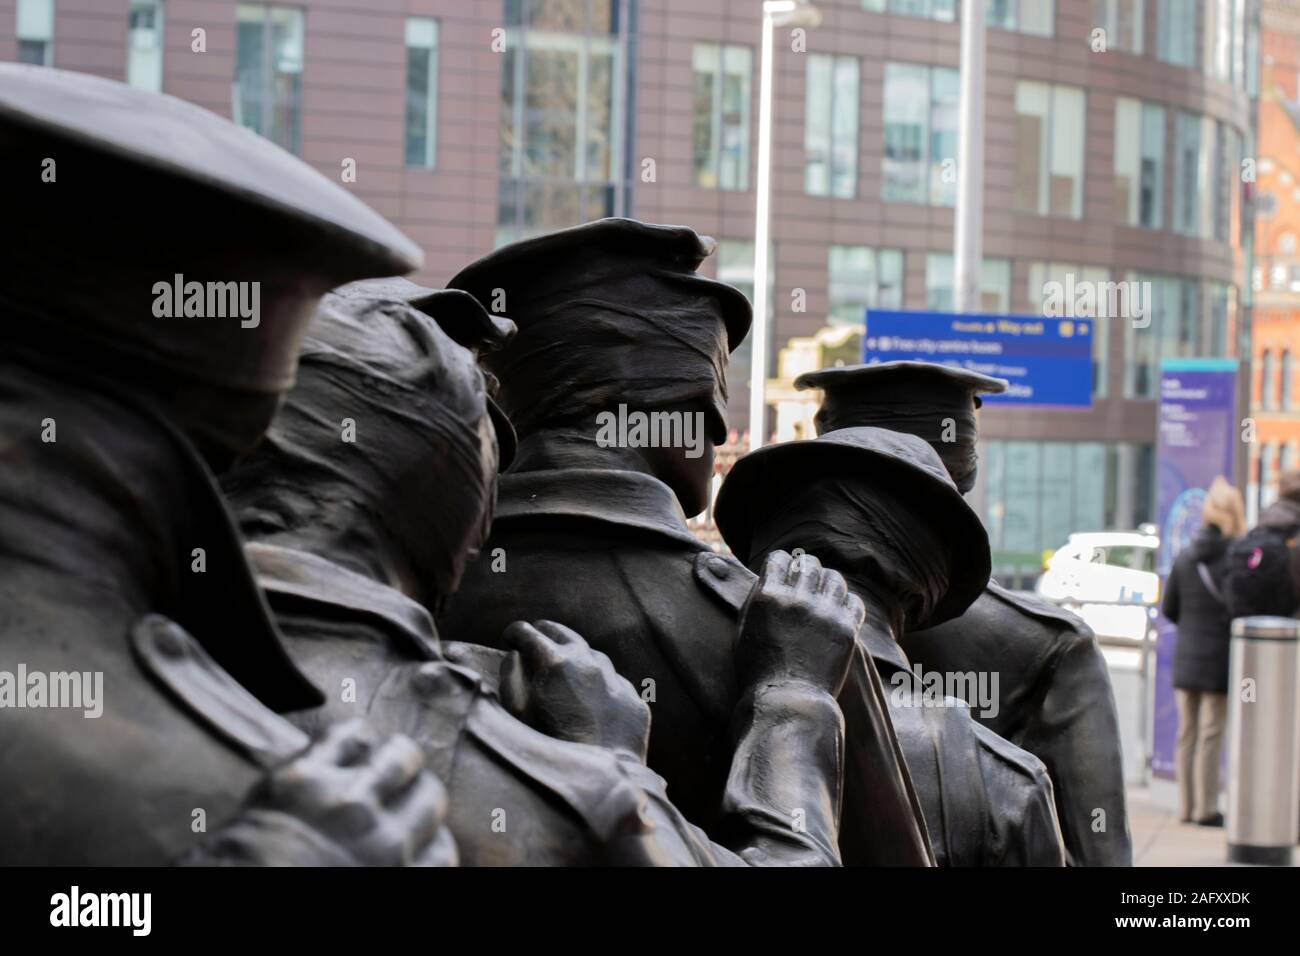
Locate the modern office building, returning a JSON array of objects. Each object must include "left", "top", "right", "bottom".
[{"left": 3, "top": 0, "right": 1260, "bottom": 574}]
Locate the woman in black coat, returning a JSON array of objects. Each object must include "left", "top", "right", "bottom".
[{"left": 1161, "top": 477, "right": 1245, "bottom": 827}]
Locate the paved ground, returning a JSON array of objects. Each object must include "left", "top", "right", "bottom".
[
  {"left": 1128, "top": 782, "right": 1296, "bottom": 866},
  {"left": 1129, "top": 784, "right": 1231, "bottom": 866}
]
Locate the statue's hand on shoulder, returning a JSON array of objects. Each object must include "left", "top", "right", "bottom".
[
  {"left": 737, "top": 550, "right": 864, "bottom": 698},
  {"left": 241, "top": 719, "right": 457, "bottom": 867},
  {"left": 498, "top": 620, "right": 651, "bottom": 762}
]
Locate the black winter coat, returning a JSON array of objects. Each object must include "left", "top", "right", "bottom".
[{"left": 1162, "top": 526, "right": 1233, "bottom": 693}]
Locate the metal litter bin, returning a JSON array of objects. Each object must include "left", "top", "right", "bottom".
[{"left": 1226, "top": 616, "right": 1300, "bottom": 866}]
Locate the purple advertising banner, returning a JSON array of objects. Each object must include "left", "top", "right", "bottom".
[{"left": 1152, "top": 360, "right": 1238, "bottom": 779}]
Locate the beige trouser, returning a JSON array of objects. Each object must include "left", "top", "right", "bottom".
[{"left": 1175, "top": 689, "right": 1228, "bottom": 822}]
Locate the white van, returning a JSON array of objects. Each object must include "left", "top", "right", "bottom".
[{"left": 1035, "top": 530, "right": 1160, "bottom": 644}]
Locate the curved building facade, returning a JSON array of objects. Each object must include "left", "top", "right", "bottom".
[
  {"left": 631, "top": 0, "right": 1258, "bottom": 577},
  {"left": 5, "top": 0, "right": 1260, "bottom": 575}
]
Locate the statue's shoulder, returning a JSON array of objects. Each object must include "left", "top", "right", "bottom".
[
  {"left": 969, "top": 720, "right": 1067, "bottom": 866},
  {"left": 972, "top": 718, "right": 1050, "bottom": 781},
  {"left": 691, "top": 551, "right": 755, "bottom": 615},
  {"left": 0, "top": 614, "right": 271, "bottom": 863},
  {"left": 131, "top": 614, "right": 310, "bottom": 769},
  {"left": 985, "top": 581, "right": 1092, "bottom": 636}
]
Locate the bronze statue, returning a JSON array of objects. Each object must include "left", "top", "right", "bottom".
[
  {"left": 0, "top": 65, "right": 452, "bottom": 865},
  {"left": 439, "top": 218, "right": 933, "bottom": 865},
  {"left": 715, "top": 426, "right": 1068, "bottom": 865},
  {"left": 795, "top": 361, "right": 1131, "bottom": 866},
  {"left": 221, "top": 281, "right": 866, "bottom": 864}
]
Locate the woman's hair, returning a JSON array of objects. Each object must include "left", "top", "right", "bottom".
[
  {"left": 1279, "top": 467, "right": 1300, "bottom": 504},
  {"left": 1203, "top": 476, "right": 1246, "bottom": 539}
]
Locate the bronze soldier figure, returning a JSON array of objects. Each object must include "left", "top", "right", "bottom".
[
  {"left": 795, "top": 361, "right": 1132, "bottom": 866},
  {"left": 714, "top": 427, "right": 1068, "bottom": 866},
  {"left": 439, "top": 218, "right": 933, "bottom": 865},
  {"left": 0, "top": 65, "right": 451, "bottom": 865},
  {"left": 221, "top": 281, "right": 866, "bottom": 865}
]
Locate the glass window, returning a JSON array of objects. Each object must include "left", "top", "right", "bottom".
[
  {"left": 882, "top": 63, "right": 959, "bottom": 206},
  {"left": 405, "top": 18, "right": 439, "bottom": 168},
  {"left": 987, "top": 0, "right": 1054, "bottom": 36},
  {"left": 828, "top": 246, "right": 904, "bottom": 326},
  {"left": 1206, "top": 281, "right": 1230, "bottom": 358},
  {"left": 864, "top": 0, "right": 955, "bottom": 19},
  {"left": 128, "top": 1, "right": 164, "bottom": 92},
  {"left": 1125, "top": 272, "right": 1179, "bottom": 399},
  {"left": 1041, "top": 443, "right": 1075, "bottom": 556},
  {"left": 498, "top": 5, "right": 628, "bottom": 242},
  {"left": 1164, "top": 277, "right": 1200, "bottom": 360},
  {"left": 234, "top": 4, "right": 304, "bottom": 154},
  {"left": 16, "top": 0, "right": 54, "bottom": 66},
  {"left": 1260, "top": 443, "right": 1277, "bottom": 510},
  {"left": 984, "top": 440, "right": 1007, "bottom": 552},
  {"left": 1173, "top": 112, "right": 1211, "bottom": 237},
  {"left": 1075, "top": 442, "right": 1107, "bottom": 532},
  {"left": 981, "top": 440, "right": 1149, "bottom": 584},
  {"left": 692, "top": 43, "right": 752, "bottom": 190},
  {"left": 1104, "top": 441, "right": 1155, "bottom": 529},
  {"left": 926, "top": 253, "right": 1010, "bottom": 312},
  {"left": 1125, "top": 274, "right": 1200, "bottom": 385},
  {"left": 1114, "top": 98, "right": 1164, "bottom": 228},
  {"left": 1156, "top": 0, "right": 1197, "bottom": 67},
  {"left": 1245, "top": 2, "right": 1259, "bottom": 95},
  {"left": 883, "top": 64, "right": 926, "bottom": 204},
  {"left": 1283, "top": 350, "right": 1294, "bottom": 409},
  {"left": 1261, "top": 349, "right": 1274, "bottom": 409},
  {"left": 1231, "top": 0, "right": 1247, "bottom": 86},
  {"left": 1093, "top": 0, "right": 1143, "bottom": 54},
  {"left": 1002, "top": 441, "right": 1043, "bottom": 555},
  {"left": 1213, "top": 121, "right": 1240, "bottom": 243},
  {"left": 805, "top": 54, "right": 859, "bottom": 198},
  {"left": 1014, "top": 81, "right": 1084, "bottom": 218},
  {"left": 986, "top": 0, "right": 1014, "bottom": 29},
  {"left": 1204, "top": 0, "right": 1246, "bottom": 82}
]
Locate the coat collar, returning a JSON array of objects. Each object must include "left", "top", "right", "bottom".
[
  {"left": 495, "top": 468, "right": 707, "bottom": 551},
  {"left": 247, "top": 542, "right": 442, "bottom": 662}
]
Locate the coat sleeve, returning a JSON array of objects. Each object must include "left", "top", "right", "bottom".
[
  {"left": 1161, "top": 561, "right": 1182, "bottom": 624},
  {"left": 715, "top": 681, "right": 847, "bottom": 866},
  {"left": 1018, "top": 631, "right": 1133, "bottom": 866},
  {"left": 693, "top": 554, "right": 933, "bottom": 865}
]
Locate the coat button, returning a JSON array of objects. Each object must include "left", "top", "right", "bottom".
[
  {"left": 411, "top": 663, "right": 450, "bottom": 699},
  {"left": 154, "top": 621, "right": 187, "bottom": 658}
]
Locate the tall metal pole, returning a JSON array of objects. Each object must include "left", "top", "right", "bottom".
[
  {"left": 954, "top": 0, "right": 986, "bottom": 314},
  {"left": 748, "top": 7, "right": 777, "bottom": 451}
]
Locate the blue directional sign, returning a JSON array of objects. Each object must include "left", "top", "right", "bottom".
[{"left": 863, "top": 309, "right": 1094, "bottom": 408}]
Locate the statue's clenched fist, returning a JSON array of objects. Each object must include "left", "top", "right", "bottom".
[
  {"left": 737, "top": 550, "right": 865, "bottom": 697},
  {"left": 252, "top": 719, "right": 456, "bottom": 866},
  {"left": 498, "top": 620, "right": 651, "bottom": 761}
]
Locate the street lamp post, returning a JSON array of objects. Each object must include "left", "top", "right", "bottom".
[
  {"left": 953, "top": 0, "right": 986, "bottom": 315},
  {"left": 749, "top": 0, "right": 820, "bottom": 451}
]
